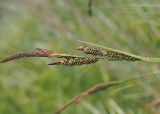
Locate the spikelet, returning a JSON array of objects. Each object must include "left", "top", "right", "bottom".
[
  {"left": 48, "top": 57, "right": 99, "bottom": 66},
  {"left": 76, "top": 45, "right": 140, "bottom": 61},
  {"left": 76, "top": 45, "right": 105, "bottom": 56},
  {"left": 36, "top": 48, "right": 55, "bottom": 56},
  {"left": 105, "top": 50, "right": 140, "bottom": 61},
  {"left": 37, "top": 48, "right": 77, "bottom": 59},
  {"left": 1, "top": 48, "right": 54, "bottom": 63}
]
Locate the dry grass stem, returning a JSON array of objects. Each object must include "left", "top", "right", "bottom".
[
  {"left": 55, "top": 81, "right": 122, "bottom": 114},
  {"left": 88, "top": 0, "right": 93, "bottom": 16}
]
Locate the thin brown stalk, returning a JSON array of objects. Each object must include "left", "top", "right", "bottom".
[
  {"left": 55, "top": 81, "right": 122, "bottom": 114},
  {"left": 55, "top": 54, "right": 80, "bottom": 59},
  {"left": 88, "top": 0, "right": 93, "bottom": 16}
]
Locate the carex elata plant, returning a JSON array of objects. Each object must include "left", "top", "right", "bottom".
[
  {"left": 1, "top": 40, "right": 160, "bottom": 66},
  {"left": 2, "top": 40, "right": 160, "bottom": 114}
]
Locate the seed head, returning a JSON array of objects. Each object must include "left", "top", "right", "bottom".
[
  {"left": 48, "top": 57, "right": 99, "bottom": 66},
  {"left": 76, "top": 45, "right": 105, "bottom": 56},
  {"left": 105, "top": 50, "right": 140, "bottom": 61},
  {"left": 1, "top": 48, "right": 54, "bottom": 63}
]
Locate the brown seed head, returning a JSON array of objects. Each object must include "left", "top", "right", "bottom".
[
  {"left": 76, "top": 45, "right": 105, "bottom": 56},
  {"left": 105, "top": 50, "right": 140, "bottom": 61},
  {"left": 48, "top": 57, "right": 99, "bottom": 66},
  {"left": 1, "top": 48, "right": 55, "bottom": 63}
]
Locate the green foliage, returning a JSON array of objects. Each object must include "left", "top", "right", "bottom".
[{"left": 0, "top": 0, "right": 160, "bottom": 114}]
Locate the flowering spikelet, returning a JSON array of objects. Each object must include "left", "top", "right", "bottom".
[
  {"left": 76, "top": 45, "right": 140, "bottom": 61},
  {"left": 48, "top": 57, "right": 99, "bottom": 66},
  {"left": 76, "top": 45, "right": 105, "bottom": 56},
  {"left": 105, "top": 50, "right": 140, "bottom": 61},
  {"left": 37, "top": 48, "right": 77, "bottom": 59},
  {"left": 36, "top": 48, "right": 55, "bottom": 56},
  {"left": 1, "top": 48, "right": 54, "bottom": 63}
]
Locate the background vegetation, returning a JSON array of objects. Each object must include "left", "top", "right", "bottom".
[{"left": 0, "top": 0, "right": 160, "bottom": 114}]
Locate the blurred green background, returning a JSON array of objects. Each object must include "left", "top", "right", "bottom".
[{"left": 0, "top": 0, "right": 160, "bottom": 114}]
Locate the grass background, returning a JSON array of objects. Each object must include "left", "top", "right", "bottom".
[{"left": 0, "top": 0, "right": 160, "bottom": 114}]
